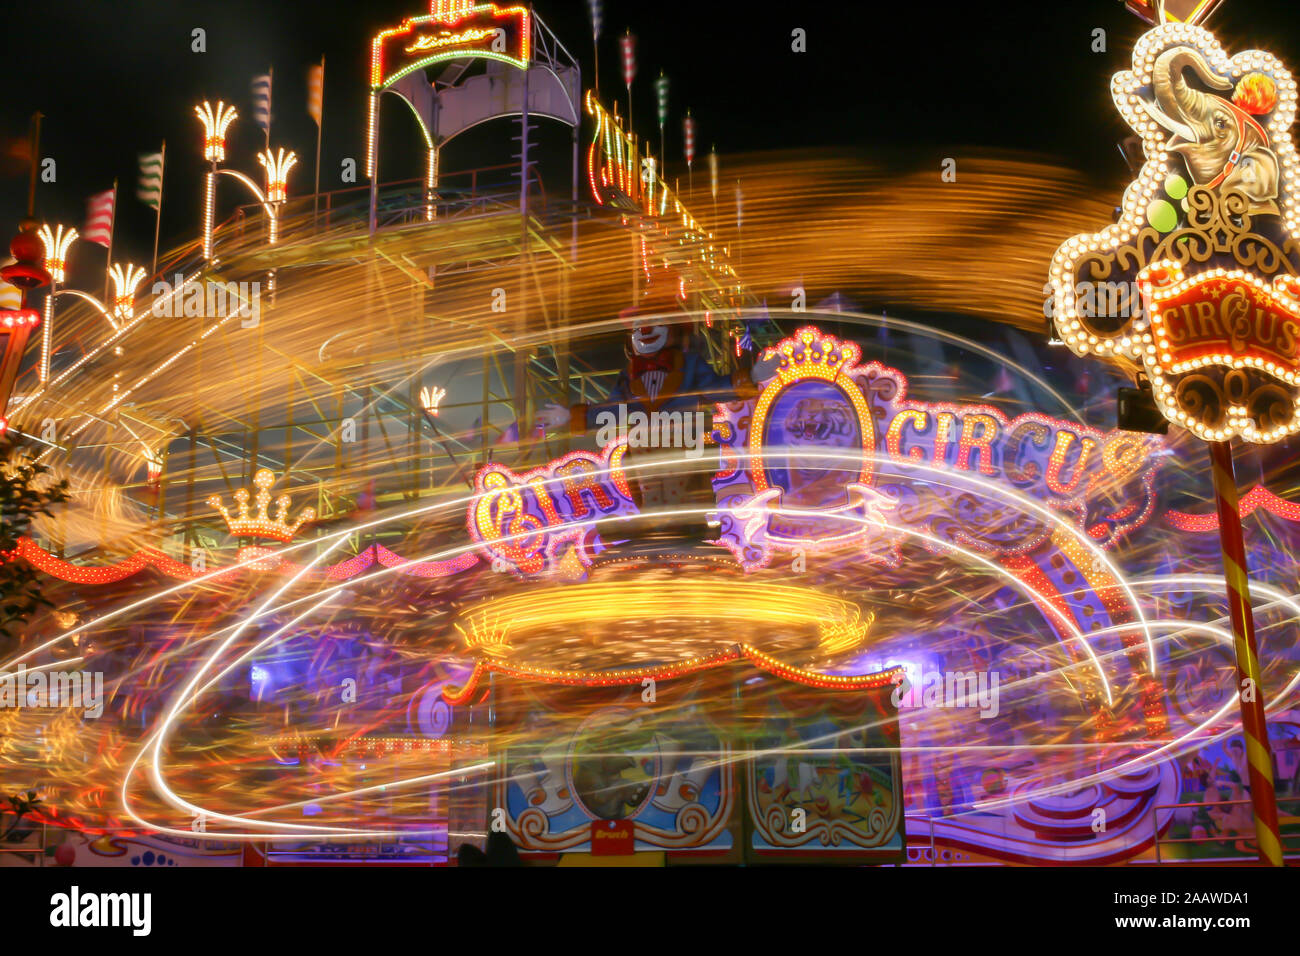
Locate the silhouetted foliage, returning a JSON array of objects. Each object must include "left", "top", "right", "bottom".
[{"left": 0, "top": 434, "right": 70, "bottom": 647}]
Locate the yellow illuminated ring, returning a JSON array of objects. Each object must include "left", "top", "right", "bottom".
[{"left": 451, "top": 578, "right": 877, "bottom": 678}]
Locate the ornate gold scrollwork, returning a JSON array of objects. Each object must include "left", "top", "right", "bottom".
[{"left": 1073, "top": 187, "right": 1300, "bottom": 340}]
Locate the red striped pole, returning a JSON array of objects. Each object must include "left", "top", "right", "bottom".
[{"left": 1209, "top": 440, "right": 1284, "bottom": 866}]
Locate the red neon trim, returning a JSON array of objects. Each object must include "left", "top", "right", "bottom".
[
  {"left": 1205, "top": 103, "right": 1270, "bottom": 189},
  {"left": 1164, "top": 485, "right": 1300, "bottom": 531},
  {"left": 11, "top": 537, "right": 479, "bottom": 585},
  {"left": 440, "top": 648, "right": 902, "bottom": 704}
]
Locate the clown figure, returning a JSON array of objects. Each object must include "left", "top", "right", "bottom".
[{"left": 536, "top": 291, "right": 778, "bottom": 547}]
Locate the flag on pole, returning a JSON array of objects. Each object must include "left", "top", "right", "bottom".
[
  {"left": 309, "top": 58, "right": 325, "bottom": 225},
  {"left": 683, "top": 113, "right": 696, "bottom": 167},
  {"left": 655, "top": 73, "right": 669, "bottom": 130},
  {"left": 137, "top": 151, "right": 163, "bottom": 210},
  {"left": 588, "top": 0, "right": 602, "bottom": 94},
  {"left": 252, "top": 73, "right": 272, "bottom": 133},
  {"left": 84, "top": 188, "right": 116, "bottom": 247},
  {"left": 306, "top": 62, "right": 324, "bottom": 125},
  {"left": 0, "top": 134, "right": 32, "bottom": 177},
  {"left": 620, "top": 33, "right": 636, "bottom": 89},
  {"left": 708, "top": 147, "right": 719, "bottom": 200},
  {"left": 495, "top": 421, "right": 520, "bottom": 446}
]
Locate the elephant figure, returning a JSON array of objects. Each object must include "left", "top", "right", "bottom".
[{"left": 1144, "top": 46, "right": 1281, "bottom": 217}]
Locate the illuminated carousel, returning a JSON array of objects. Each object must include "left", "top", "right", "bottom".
[
  {"left": 442, "top": 320, "right": 911, "bottom": 861},
  {"left": 6, "top": 0, "right": 1300, "bottom": 870}
]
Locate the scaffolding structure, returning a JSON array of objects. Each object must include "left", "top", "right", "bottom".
[{"left": 8, "top": 5, "right": 752, "bottom": 572}]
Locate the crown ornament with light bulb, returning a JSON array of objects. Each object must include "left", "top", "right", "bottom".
[
  {"left": 208, "top": 469, "right": 315, "bottom": 541},
  {"left": 760, "top": 327, "right": 863, "bottom": 386}
]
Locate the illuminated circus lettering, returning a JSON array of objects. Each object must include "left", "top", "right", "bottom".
[
  {"left": 886, "top": 409, "right": 928, "bottom": 461},
  {"left": 469, "top": 327, "right": 1168, "bottom": 576},
  {"left": 469, "top": 444, "right": 637, "bottom": 575},
  {"left": 710, "top": 328, "right": 1165, "bottom": 567}
]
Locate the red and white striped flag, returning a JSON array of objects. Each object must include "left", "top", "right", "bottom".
[
  {"left": 306, "top": 60, "right": 324, "bottom": 126},
  {"left": 620, "top": 32, "right": 636, "bottom": 89},
  {"left": 683, "top": 114, "right": 696, "bottom": 167},
  {"left": 83, "top": 188, "right": 116, "bottom": 248}
]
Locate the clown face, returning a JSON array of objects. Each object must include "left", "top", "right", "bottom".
[{"left": 631, "top": 320, "right": 669, "bottom": 355}]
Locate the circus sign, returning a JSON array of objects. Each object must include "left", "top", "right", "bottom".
[
  {"left": 712, "top": 328, "right": 1165, "bottom": 570},
  {"left": 371, "top": 2, "right": 530, "bottom": 88},
  {"left": 1138, "top": 262, "right": 1300, "bottom": 441},
  {"left": 468, "top": 327, "right": 1166, "bottom": 577},
  {"left": 1048, "top": 23, "right": 1300, "bottom": 443},
  {"left": 468, "top": 442, "right": 637, "bottom": 577}
]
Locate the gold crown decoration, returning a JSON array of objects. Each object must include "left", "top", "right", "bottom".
[
  {"left": 208, "top": 469, "right": 315, "bottom": 541},
  {"left": 763, "top": 326, "right": 864, "bottom": 384}
]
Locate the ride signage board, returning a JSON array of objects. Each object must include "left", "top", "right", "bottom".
[
  {"left": 1138, "top": 263, "right": 1300, "bottom": 442},
  {"left": 1053, "top": 12, "right": 1294, "bottom": 868},
  {"left": 468, "top": 327, "right": 1166, "bottom": 577},
  {"left": 1048, "top": 22, "right": 1300, "bottom": 443},
  {"left": 371, "top": 2, "right": 531, "bottom": 89},
  {"left": 711, "top": 328, "right": 1163, "bottom": 571}
]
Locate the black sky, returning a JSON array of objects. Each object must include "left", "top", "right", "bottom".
[{"left": 3, "top": 0, "right": 1300, "bottom": 281}]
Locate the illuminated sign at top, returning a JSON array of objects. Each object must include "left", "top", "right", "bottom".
[
  {"left": 371, "top": 2, "right": 530, "bottom": 89},
  {"left": 405, "top": 27, "right": 496, "bottom": 54}
]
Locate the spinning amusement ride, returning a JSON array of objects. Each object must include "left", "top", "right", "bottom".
[{"left": 1, "top": 0, "right": 1300, "bottom": 867}]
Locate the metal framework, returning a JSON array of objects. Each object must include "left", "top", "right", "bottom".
[
  {"left": 7, "top": 10, "right": 750, "bottom": 575},
  {"left": 10, "top": 164, "right": 614, "bottom": 566},
  {"left": 366, "top": 5, "right": 582, "bottom": 235}
]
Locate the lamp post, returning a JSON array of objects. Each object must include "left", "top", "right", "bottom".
[
  {"left": 257, "top": 147, "right": 297, "bottom": 246},
  {"left": 195, "top": 101, "right": 237, "bottom": 261},
  {"left": 196, "top": 101, "right": 293, "bottom": 261},
  {"left": 105, "top": 262, "right": 147, "bottom": 398},
  {"left": 36, "top": 224, "right": 76, "bottom": 385},
  {"left": 108, "top": 263, "right": 146, "bottom": 327}
]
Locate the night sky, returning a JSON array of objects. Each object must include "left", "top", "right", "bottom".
[{"left": 3, "top": 0, "right": 1299, "bottom": 282}]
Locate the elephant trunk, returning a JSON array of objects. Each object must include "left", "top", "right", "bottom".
[{"left": 1152, "top": 47, "right": 1232, "bottom": 139}]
